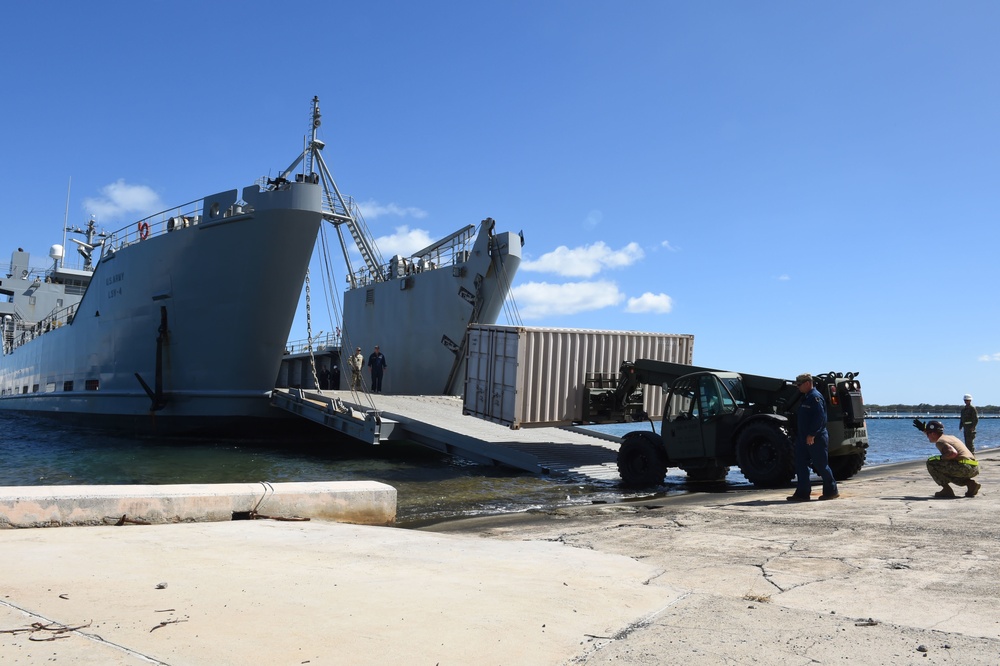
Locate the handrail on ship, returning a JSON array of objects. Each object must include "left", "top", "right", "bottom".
[
  {"left": 3, "top": 302, "right": 79, "bottom": 353},
  {"left": 285, "top": 332, "right": 342, "bottom": 356},
  {"left": 348, "top": 224, "right": 477, "bottom": 289},
  {"left": 101, "top": 198, "right": 208, "bottom": 258},
  {"left": 2, "top": 195, "right": 258, "bottom": 355}
]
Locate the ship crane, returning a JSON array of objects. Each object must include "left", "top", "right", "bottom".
[{"left": 278, "top": 96, "right": 385, "bottom": 289}]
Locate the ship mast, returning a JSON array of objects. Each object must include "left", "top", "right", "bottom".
[{"left": 279, "top": 96, "right": 385, "bottom": 288}]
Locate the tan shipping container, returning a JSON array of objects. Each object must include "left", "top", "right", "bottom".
[{"left": 462, "top": 325, "right": 695, "bottom": 428}]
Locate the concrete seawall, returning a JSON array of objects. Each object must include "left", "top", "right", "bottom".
[{"left": 0, "top": 481, "right": 396, "bottom": 528}]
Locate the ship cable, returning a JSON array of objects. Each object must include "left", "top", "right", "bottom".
[
  {"left": 310, "top": 221, "right": 380, "bottom": 415},
  {"left": 492, "top": 233, "right": 523, "bottom": 327}
]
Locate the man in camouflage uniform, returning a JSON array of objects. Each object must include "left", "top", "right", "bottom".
[
  {"left": 960, "top": 394, "right": 979, "bottom": 452},
  {"left": 914, "top": 419, "right": 980, "bottom": 499},
  {"left": 348, "top": 347, "right": 365, "bottom": 390}
]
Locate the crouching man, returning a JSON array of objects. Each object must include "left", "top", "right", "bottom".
[{"left": 913, "top": 419, "right": 980, "bottom": 499}]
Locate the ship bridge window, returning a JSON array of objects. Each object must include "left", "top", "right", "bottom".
[
  {"left": 85, "top": 379, "right": 99, "bottom": 391},
  {"left": 32, "top": 384, "right": 38, "bottom": 393},
  {"left": 63, "top": 380, "right": 74, "bottom": 392}
]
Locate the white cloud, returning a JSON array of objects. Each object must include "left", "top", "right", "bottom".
[
  {"left": 978, "top": 353, "right": 1000, "bottom": 362},
  {"left": 83, "top": 180, "right": 163, "bottom": 222},
  {"left": 510, "top": 280, "right": 624, "bottom": 319},
  {"left": 372, "top": 225, "right": 436, "bottom": 257},
  {"left": 626, "top": 292, "right": 673, "bottom": 314},
  {"left": 521, "top": 241, "right": 644, "bottom": 278},
  {"left": 660, "top": 240, "right": 678, "bottom": 251},
  {"left": 777, "top": 274, "right": 791, "bottom": 281},
  {"left": 357, "top": 199, "right": 428, "bottom": 220}
]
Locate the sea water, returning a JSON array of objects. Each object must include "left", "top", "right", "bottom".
[{"left": 0, "top": 414, "right": 994, "bottom": 525}]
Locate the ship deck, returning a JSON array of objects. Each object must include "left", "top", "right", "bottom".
[{"left": 271, "top": 389, "right": 622, "bottom": 483}]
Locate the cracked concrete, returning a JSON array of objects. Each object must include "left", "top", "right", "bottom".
[
  {"left": 428, "top": 449, "right": 1000, "bottom": 664},
  {"left": 0, "top": 452, "right": 997, "bottom": 664}
]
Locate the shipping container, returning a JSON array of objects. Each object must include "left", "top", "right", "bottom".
[{"left": 462, "top": 325, "right": 695, "bottom": 428}]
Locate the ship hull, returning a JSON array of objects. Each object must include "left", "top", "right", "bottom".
[
  {"left": 340, "top": 225, "right": 521, "bottom": 395},
  {"left": 0, "top": 181, "right": 323, "bottom": 434}
]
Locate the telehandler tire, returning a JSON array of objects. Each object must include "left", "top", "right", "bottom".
[
  {"left": 825, "top": 450, "right": 867, "bottom": 480},
  {"left": 617, "top": 433, "right": 667, "bottom": 488},
  {"left": 735, "top": 421, "right": 795, "bottom": 487}
]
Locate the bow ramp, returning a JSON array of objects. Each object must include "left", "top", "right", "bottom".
[{"left": 270, "top": 389, "right": 621, "bottom": 481}]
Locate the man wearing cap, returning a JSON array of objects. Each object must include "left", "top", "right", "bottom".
[
  {"left": 913, "top": 419, "right": 980, "bottom": 498},
  {"left": 960, "top": 394, "right": 979, "bottom": 452},
  {"left": 788, "top": 373, "right": 839, "bottom": 502},
  {"left": 368, "top": 345, "right": 388, "bottom": 394},
  {"left": 348, "top": 346, "right": 365, "bottom": 390}
]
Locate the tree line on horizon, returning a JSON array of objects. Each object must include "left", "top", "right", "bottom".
[{"left": 866, "top": 403, "right": 998, "bottom": 414}]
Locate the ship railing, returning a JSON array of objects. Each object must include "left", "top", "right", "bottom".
[
  {"left": 5, "top": 302, "right": 79, "bottom": 353},
  {"left": 100, "top": 198, "right": 216, "bottom": 258},
  {"left": 284, "top": 331, "right": 342, "bottom": 355},
  {"left": 347, "top": 224, "right": 477, "bottom": 288}
]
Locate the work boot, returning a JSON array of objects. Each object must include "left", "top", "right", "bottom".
[
  {"left": 933, "top": 485, "right": 956, "bottom": 499},
  {"left": 965, "top": 479, "right": 981, "bottom": 498}
]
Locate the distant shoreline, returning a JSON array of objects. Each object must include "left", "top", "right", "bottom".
[{"left": 866, "top": 413, "right": 1000, "bottom": 419}]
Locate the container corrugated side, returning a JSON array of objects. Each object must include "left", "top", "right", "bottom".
[{"left": 462, "top": 325, "right": 694, "bottom": 428}]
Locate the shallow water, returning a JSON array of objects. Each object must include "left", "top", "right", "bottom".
[{"left": 1, "top": 413, "right": 994, "bottom": 525}]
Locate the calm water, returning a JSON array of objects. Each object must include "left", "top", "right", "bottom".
[{"left": 1, "top": 414, "right": 994, "bottom": 526}]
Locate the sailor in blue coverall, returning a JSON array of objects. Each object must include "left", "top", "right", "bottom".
[{"left": 788, "top": 373, "right": 839, "bottom": 501}]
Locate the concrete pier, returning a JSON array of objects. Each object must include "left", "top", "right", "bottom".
[
  {"left": 0, "top": 481, "right": 396, "bottom": 528},
  {"left": 1, "top": 453, "right": 998, "bottom": 664}
]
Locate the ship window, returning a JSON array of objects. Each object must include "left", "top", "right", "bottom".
[
  {"left": 32, "top": 384, "right": 38, "bottom": 393},
  {"left": 45, "top": 382, "right": 56, "bottom": 393},
  {"left": 22, "top": 386, "right": 28, "bottom": 394},
  {"left": 85, "top": 379, "right": 100, "bottom": 391},
  {"left": 63, "top": 380, "right": 74, "bottom": 392}
]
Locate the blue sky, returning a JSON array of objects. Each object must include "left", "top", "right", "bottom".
[{"left": 2, "top": 2, "right": 997, "bottom": 406}]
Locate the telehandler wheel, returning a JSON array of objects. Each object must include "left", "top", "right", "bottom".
[
  {"left": 825, "top": 450, "right": 867, "bottom": 480},
  {"left": 617, "top": 433, "right": 667, "bottom": 488},
  {"left": 735, "top": 421, "right": 795, "bottom": 487}
]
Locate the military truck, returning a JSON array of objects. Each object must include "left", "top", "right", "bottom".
[{"left": 584, "top": 360, "right": 869, "bottom": 487}]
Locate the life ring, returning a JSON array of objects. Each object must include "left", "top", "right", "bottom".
[{"left": 138, "top": 221, "right": 150, "bottom": 240}]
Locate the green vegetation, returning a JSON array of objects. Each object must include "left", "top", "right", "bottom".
[{"left": 867, "top": 403, "right": 999, "bottom": 415}]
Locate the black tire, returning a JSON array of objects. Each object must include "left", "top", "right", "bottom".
[
  {"left": 828, "top": 450, "right": 866, "bottom": 480},
  {"left": 617, "top": 433, "right": 667, "bottom": 488},
  {"left": 682, "top": 466, "right": 730, "bottom": 483},
  {"left": 735, "top": 421, "right": 795, "bottom": 487}
]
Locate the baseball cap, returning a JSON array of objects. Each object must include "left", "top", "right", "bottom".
[{"left": 964, "top": 394, "right": 973, "bottom": 401}]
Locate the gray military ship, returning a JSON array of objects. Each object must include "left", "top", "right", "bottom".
[
  {"left": 0, "top": 98, "right": 522, "bottom": 434},
  {"left": 0, "top": 173, "right": 323, "bottom": 434}
]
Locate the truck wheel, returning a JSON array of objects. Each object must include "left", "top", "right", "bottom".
[
  {"left": 828, "top": 451, "right": 866, "bottom": 480},
  {"left": 736, "top": 422, "right": 795, "bottom": 487},
  {"left": 617, "top": 434, "right": 667, "bottom": 488},
  {"left": 683, "top": 466, "right": 729, "bottom": 483}
]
